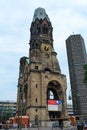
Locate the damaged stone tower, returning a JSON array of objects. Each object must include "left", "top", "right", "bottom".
[{"left": 17, "top": 7, "right": 68, "bottom": 126}]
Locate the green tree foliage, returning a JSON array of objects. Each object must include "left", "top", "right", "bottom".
[
  {"left": 84, "top": 64, "right": 87, "bottom": 86},
  {"left": 2, "top": 108, "right": 13, "bottom": 122}
]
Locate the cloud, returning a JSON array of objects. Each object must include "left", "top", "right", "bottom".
[{"left": 0, "top": 0, "right": 87, "bottom": 104}]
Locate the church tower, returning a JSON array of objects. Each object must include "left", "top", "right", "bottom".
[{"left": 17, "top": 7, "right": 68, "bottom": 126}]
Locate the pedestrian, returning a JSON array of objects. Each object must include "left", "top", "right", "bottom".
[{"left": 29, "top": 122, "right": 32, "bottom": 128}]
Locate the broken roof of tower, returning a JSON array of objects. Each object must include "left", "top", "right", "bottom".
[{"left": 33, "top": 7, "right": 50, "bottom": 22}]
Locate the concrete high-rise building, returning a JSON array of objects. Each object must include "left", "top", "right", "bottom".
[
  {"left": 17, "top": 7, "right": 68, "bottom": 126},
  {"left": 66, "top": 34, "right": 87, "bottom": 115}
]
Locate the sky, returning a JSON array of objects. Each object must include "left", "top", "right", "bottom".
[{"left": 0, "top": 0, "right": 87, "bottom": 104}]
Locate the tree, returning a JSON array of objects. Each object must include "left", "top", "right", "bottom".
[
  {"left": 2, "top": 107, "right": 13, "bottom": 122},
  {"left": 84, "top": 64, "right": 87, "bottom": 86}
]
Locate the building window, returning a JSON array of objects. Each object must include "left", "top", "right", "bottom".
[
  {"left": 43, "top": 27, "right": 48, "bottom": 34},
  {"left": 36, "top": 43, "right": 38, "bottom": 47},
  {"left": 42, "top": 24, "right": 48, "bottom": 34},
  {"left": 36, "top": 84, "right": 38, "bottom": 88},
  {"left": 35, "top": 98, "right": 37, "bottom": 103},
  {"left": 35, "top": 109, "right": 38, "bottom": 112},
  {"left": 35, "top": 66, "right": 38, "bottom": 70}
]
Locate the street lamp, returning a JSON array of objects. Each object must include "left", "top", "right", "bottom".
[{"left": 18, "top": 84, "right": 24, "bottom": 130}]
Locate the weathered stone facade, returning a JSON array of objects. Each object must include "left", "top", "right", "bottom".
[{"left": 17, "top": 7, "right": 68, "bottom": 126}]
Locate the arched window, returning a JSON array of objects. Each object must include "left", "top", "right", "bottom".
[
  {"left": 48, "top": 90, "right": 54, "bottom": 99},
  {"left": 43, "top": 27, "right": 48, "bottom": 34},
  {"left": 36, "top": 84, "right": 38, "bottom": 88},
  {"left": 42, "top": 24, "right": 48, "bottom": 34},
  {"left": 37, "top": 26, "right": 40, "bottom": 33},
  {"left": 35, "top": 98, "right": 37, "bottom": 103}
]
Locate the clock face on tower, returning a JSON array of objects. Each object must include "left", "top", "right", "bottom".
[
  {"left": 44, "top": 45, "right": 49, "bottom": 51},
  {"left": 41, "top": 44, "right": 52, "bottom": 52}
]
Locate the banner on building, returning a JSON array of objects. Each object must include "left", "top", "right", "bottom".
[{"left": 48, "top": 99, "right": 62, "bottom": 111}]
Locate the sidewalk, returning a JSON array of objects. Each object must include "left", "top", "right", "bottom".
[{"left": 0, "top": 126, "right": 77, "bottom": 130}]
